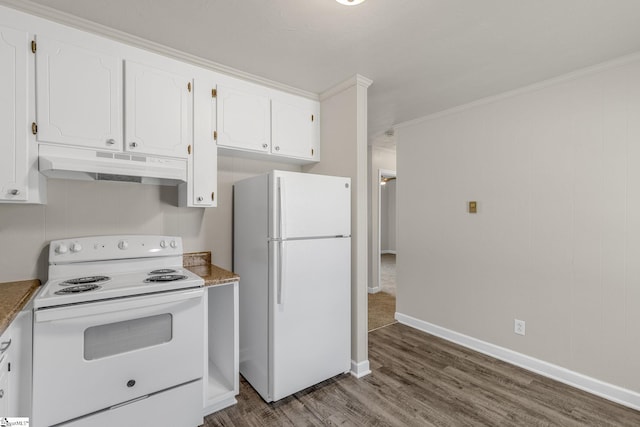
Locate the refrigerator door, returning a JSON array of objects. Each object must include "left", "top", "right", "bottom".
[
  {"left": 269, "top": 237, "right": 351, "bottom": 401},
  {"left": 270, "top": 171, "right": 351, "bottom": 240}
]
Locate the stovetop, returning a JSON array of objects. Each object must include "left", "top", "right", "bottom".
[{"left": 34, "top": 235, "right": 204, "bottom": 309}]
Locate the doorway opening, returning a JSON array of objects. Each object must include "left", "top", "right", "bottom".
[{"left": 368, "top": 169, "right": 397, "bottom": 331}]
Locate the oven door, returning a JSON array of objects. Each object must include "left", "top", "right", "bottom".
[{"left": 32, "top": 288, "right": 204, "bottom": 427}]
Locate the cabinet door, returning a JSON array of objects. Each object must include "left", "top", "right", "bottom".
[
  {"left": 192, "top": 81, "right": 217, "bottom": 207},
  {"left": 125, "top": 61, "right": 192, "bottom": 159},
  {"left": 217, "top": 84, "right": 270, "bottom": 153},
  {"left": 0, "top": 364, "right": 8, "bottom": 417},
  {"left": 35, "top": 36, "right": 122, "bottom": 150},
  {"left": 0, "top": 26, "right": 29, "bottom": 201},
  {"left": 271, "top": 99, "right": 319, "bottom": 161}
]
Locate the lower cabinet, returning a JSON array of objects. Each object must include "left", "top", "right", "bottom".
[
  {"left": 204, "top": 281, "right": 239, "bottom": 415},
  {"left": 0, "top": 308, "right": 32, "bottom": 418}
]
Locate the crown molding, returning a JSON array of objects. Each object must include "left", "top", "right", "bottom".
[
  {"left": 395, "top": 50, "right": 640, "bottom": 130},
  {"left": 0, "top": 0, "right": 319, "bottom": 100},
  {"left": 320, "top": 74, "right": 373, "bottom": 101}
]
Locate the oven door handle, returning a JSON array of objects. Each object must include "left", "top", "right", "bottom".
[{"left": 34, "top": 288, "right": 204, "bottom": 323}]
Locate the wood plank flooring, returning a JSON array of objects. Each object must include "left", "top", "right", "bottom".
[{"left": 204, "top": 323, "right": 640, "bottom": 426}]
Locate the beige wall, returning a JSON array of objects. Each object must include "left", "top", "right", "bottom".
[
  {"left": 304, "top": 76, "right": 371, "bottom": 372},
  {"left": 367, "top": 146, "right": 396, "bottom": 291},
  {"left": 0, "top": 155, "right": 300, "bottom": 283},
  {"left": 396, "top": 56, "right": 640, "bottom": 393}
]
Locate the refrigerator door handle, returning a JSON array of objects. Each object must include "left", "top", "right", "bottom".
[
  {"left": 277, "top": 241, "right": 286, "bottom": 305},
  {"left": 277, "top": 176, "right": 287, "bottom": 240}
]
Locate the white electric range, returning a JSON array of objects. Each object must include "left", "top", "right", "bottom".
[{"left": 32, "top": 235, "right": 205, "bottom": 427}]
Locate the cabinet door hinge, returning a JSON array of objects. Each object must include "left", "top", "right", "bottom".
[
  {"left": 31, "top": 122, "right": 38, "bottom": 135},
  {"left": 211, "top": 88, "right": 217, "bottom": 98},
  {"left": 187, "top": 144, "right": 192, "bottom": 155},
  {"left": 211, "top": 192, "right": 215, "bottom": 201},
  {"left": 213, "top": 131, "right": 217, "bottom": 141},
  {"left": 187, "top": 82, "right": 192, "bottom": 92},
  {"left": 31, "top": 40, "right": 36, "bottom": 53}
]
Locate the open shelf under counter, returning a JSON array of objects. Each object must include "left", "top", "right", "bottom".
[{"left": 203, "top": 278, "right": 239, "bottom": 416}]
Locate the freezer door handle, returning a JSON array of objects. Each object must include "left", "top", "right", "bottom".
[
  {"left": 277, "top": 241, "right": 286, "bottom": 305},
  {"left": 277, "top": 176, "right": 287, "bottom": 239}
]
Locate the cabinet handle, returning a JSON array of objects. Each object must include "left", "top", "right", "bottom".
[
  {"left": 187, "top": 82, "right": 192, "bottom": 92},
  {"left": 127, "top": 379, "right": 136, "bottom": 388},
  {"left": 311, "top": 114, "right": 314, "bottom": 122},
  {"left": 197, "top": 196, "right": 203, "bottom": 202},
  {"left": 0, "top": 389, "right": 4, "bottom": 399},
  {"left": 31, "top": 122, "right": 38, "bottom": 135},
  {"left": 211, "top": 192, "right": 215, "bottom": 201},
  {"left": 129, "top": 142, "right": 138, "bottom": 148},
  {"left": 262, "top": 144, "right": 268, "bottom": 149},
  {"left": 188, "top": 145, "right": 192, "bottom": 155},
  {"left": 0, "top": 339, "right": 11, "bottom": 354},
  {"left": 311, "top": 148, "right": 314, "bottom": 157},
  {"left": 275, "top": 146, "right": 280, "bottom": 151},
  {"left": 9, "top": 189, "right": 20, "bottom": 196},
  {"left": 106, "top": 139, "right": 116, "bottom": 145}
]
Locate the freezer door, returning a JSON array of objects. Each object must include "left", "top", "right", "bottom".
[
  {"left": 269, "top": 237, "right": 351, "bottom": 401},
  {"left": 270, "top": 171, "right": 351, "bottom": 239}
]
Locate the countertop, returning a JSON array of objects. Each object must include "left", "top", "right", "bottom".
[
  {"left": 0, "top": 279, "right": 40, "bottom": 336},
  {"left": 183, "top": 251, "right": 239, "bottom": 287}
]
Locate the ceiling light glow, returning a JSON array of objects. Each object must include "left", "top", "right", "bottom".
[{"left": 336, "top": 0, "right": 366, "bottom": 5}]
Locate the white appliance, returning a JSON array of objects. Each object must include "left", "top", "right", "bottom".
[
  {"left": 234, "top": 170, "right": 351, "bottom": 402},
  {"left": 32, "top": 235, "right": 205, "bottom": 427},
  {"left": 38, "top": 144, "right": 187, "bottom": 185}
]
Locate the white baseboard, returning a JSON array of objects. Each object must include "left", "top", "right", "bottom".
[
  {"left": 395, "top": 312, "right": 640, "bottom": 411},
  {"left": 380, "top": 250, "right": 396, "bottom": 255},
  {"left": 368, "top": 286, "right": 382, "bottom": 294},
  {"left": 350, "top": 359, "right": 371, "bottom": 378}
]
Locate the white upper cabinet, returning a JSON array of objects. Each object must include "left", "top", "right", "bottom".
[
  {"left": 0, "top": 25, "right": 29, "bottom": 201},
  {"left": 217, "top": 84, "right": 270, "bottom": 153},
  {"left": 35, "top": 36, "right": 122, "bottom": 151},
  {"left": 216, "top": 80, "right": 320, "bottom": 163},
  {"left": 271, "top": 99, "right": 319, "bottom": 161},
  {"left": 124, "top": 61, "right": 193, "bottom": 159},
  {"left": 180, "top": 77, "right": 217, "bottom": 207}
]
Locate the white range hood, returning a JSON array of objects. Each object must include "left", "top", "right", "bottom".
[{"left": 39, "top": 145, "right": 187, "bottom": 185}]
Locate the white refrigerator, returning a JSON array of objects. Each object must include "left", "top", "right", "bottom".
[{"left": 234, "top": 170, "right": 351, "bottom": 402}]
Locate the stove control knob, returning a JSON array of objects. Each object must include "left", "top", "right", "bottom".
[
  {"left": 55, "top": 244, "right": 68, "bottom": 254},
  {"left": 160, "top": 240, "right": 167, "bottom": 248},
  {"left": 170, "top": 240, "right": 177, "bottom": 249},
  {"left": 118, "top": 240, "right": 129, "bottom": 250},
  {"left": 70, "top": 243, "right": 82, "bottom": 253}
]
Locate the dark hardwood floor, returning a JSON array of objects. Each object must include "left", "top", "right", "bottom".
[{"left": 204, "top": 323, "right": 640, "bottom": 426}]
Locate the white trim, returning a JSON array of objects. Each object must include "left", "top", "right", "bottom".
[
  {"left": 394, "top": 51, "right": 640, "bottom": 130},
  {"left": 380, "top": 250, "right": 396, "bottom": 255},
  {"left": 368, "top": 286, "right": 382, "bottom": 294},
  {"left": 395, "top": 312, "right": 640, "bottom": 411},
  {"left": 0, "top": 0, "right": 318, "bottom": 100},
  {"left": 321, "top": 74, "right": 373, "bottom": 101},
  {"left": 350, "top": 359, "right": 371, "bottom": 378}
]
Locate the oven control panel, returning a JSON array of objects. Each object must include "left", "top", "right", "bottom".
[{"left": 49, "top": 235, "right": 183, "bottom": 263}]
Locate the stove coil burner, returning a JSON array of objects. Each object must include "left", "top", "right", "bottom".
[
  {"left": 148, "top": 269, "right": 178, "bottom": 275},
  {"left": 55, "top": 284, "right": 101, "bottom": 294},
  {"left": 144, "top": 274, "right": 188, "bottom": 283},
  {"left": 60, "top": 276, "right": 111, "bottom": 286}
]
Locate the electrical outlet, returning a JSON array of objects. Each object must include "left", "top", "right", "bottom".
[{"left": 514, "top": 319, "right": 526, "bottom": 336}]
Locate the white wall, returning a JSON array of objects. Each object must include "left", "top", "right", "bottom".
[
  {"left": 367, "top": 147, "right": 396, "bottom": 291},
  {"left": 0, "top": 155, "right": 300, "bottom": 283},
  {"left": 381, "top": 179, "right": 396, "bottom": 252},
  {"left": 396, "top": 54, "right": 640, "bottom": 396}
]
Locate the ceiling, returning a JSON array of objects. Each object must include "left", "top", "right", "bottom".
[{"left": 12, "top": 0, "right": 640, "bottom": 146}]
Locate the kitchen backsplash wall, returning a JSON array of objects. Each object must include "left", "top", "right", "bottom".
[{"left": 0, "top": 155, "right": 300, "bottom": 283}]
